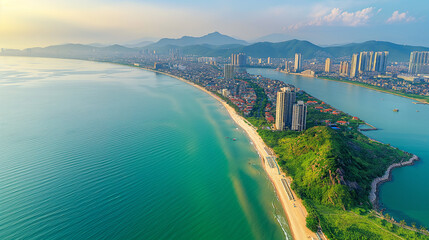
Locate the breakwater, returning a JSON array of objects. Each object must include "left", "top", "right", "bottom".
[{"left": 369, "top": 155, "right": 419, "bottom": 208}]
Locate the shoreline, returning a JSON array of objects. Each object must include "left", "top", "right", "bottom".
[
  {"left": 369, "top": 154, "right": 419, "bottom": 209},
  {"left": 320, "top": 78, "right": 429, "bottom": 105},
  {"left": 141, "top": 67, "right": 318, "bottom": 240},
  {"left": 277, "top": 70, "right": 429, "bottom": 104}
]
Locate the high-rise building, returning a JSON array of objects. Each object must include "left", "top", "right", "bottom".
[
  {"left": 325, "top": 58, "right": 331, "bottom": 73},
  {"left": 284, "top": 61, "right": 290, "bottom": 72},
  {"left": 221, "top": 89, "right": 230, "bottom": 97},
  {"left": 350, "top": 54, "right": 360, "bottom": 78},
  {"left": 267, "top": 57, "right": 271, "bottom": 64},
  {"left": 358, "top": 51, "right": 373, "bottom": 73},
  {"left": 372, "top": 51, "right": 389, "bottom": 73},
  {"left": 365, "top": 52, "right": 375, "bottom": 72},
  {"left": 238, "top": 53, "right": 246, "bottom": 66},
  {"left": 294, "top": 53, "right": 302, "bottom": 72},
  {"left": 231, "top": 53, "right": 247, "bottom": 67},
  {"left": 231, "top": 54, "right": 236, "bottom": 65},
  {"left": 339, "top": 61, "right": 350, "bottom": 76},
  {"left": 275, "top": 87, "right": 296, "bottom": 131},
  {"left": 409, "top": 51, "right": 429, "bottom": 74},
  {"left": 224, "top": 64, "right": 235, "bottom": 80},
  {"left": 291, "top": 101, "right": 307, "bottom": 131}
]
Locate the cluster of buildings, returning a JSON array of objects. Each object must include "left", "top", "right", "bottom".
[
  {"left": 282, "top": 53, "right": 303, "bottom": 73},
  {"left": 231, "top": 53, "right": 247, "bottom": 67},
  {"left": 348, "top": 51, "right": 390, "bottom": 77},
  {"left": 77, "top": 45, "right": 429, "bottom": 122},
  {"left": 275, "top": 87, "right": 307, "bottom": 131},
  {"left": 409, "top": 51, "right": 429, "bottom": 74}
]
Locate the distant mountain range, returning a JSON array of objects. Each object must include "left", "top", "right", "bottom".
[
  {"left": 2, "top": 32, "right": 428, "bottom": 62},
  {"left": 250, "top": 33, "right": 292, "bottom": 43},
  {"left": 148, "top": 32, "right": 248, "bottom": 48},
  {"left": 145, "top": 39, "right": 428, "bottom": 61}
]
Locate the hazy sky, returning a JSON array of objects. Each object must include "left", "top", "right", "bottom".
[{"left": 1, "top": 0, "right": 428, "bottom": 48}]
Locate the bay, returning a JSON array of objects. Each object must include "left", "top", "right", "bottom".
[{"left": 0, "top": 57, "right": 291, "bottom": 240}]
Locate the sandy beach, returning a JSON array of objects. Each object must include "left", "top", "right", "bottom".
[{"left": 144, "top": 68, "right": 319, "bottom": 240}]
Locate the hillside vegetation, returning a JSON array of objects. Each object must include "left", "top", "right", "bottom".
[
  {"left": 258, "top": 126, "right": 429, "bottom": 239},
  {"left": 270, "top": 126, "right": 408, "bottom": 209}
]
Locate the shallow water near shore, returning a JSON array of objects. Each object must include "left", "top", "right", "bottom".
[
  {"left": 248, "top": 68, "right": 429, "bottom": 227},
  {"left": 0, "top": 57, "right": 291, "bottom": 240}
]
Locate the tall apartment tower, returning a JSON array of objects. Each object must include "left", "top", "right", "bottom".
[
  {"left": 232, "top": 53, "right": 247, "bottom": 67},
  {"left": 372, "top": 51, "right": 389, "bottom": 73},
  {"left": 339, "top": 61, "right": 350, "bottom": 76},
  {"left": 291, "top": 101, "right": 307, "bottom": 131},
  {"left": 294, "top": 53, "right": 302, "bottom": 72},
  {"left": 350, "top": 54, "right": 360, "bottom": 78},
  {"left": 284, "top": 61, "right": 290, "bottom": 72},
  {"left": 358, "top": 52, "right": 372, "bottom": 73},
  {"left": 224, "top": 64, "right": 235, "bottom": 80},
  {"left": 275, "top": 87, "right": 296, "bottom": 131},
  {"left": 368, "top": 51, "right": 374, "bottom": 72},
  {"left": 409, "top": 51, "right": 429, "bottom": 74},
  {"left": 231, "top": 54, "right": 237, "bottom": 66},
  {"left": 325, "top": 58, "right": 332, "bottom": 73}
]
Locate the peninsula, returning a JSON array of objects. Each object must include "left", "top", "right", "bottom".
[{"left": 136, "top": 64, "right": 428, "bottom": 239}]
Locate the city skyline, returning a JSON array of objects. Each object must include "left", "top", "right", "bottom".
[{"left": 1, "top": 0, "right": 429, "bottom": 49}]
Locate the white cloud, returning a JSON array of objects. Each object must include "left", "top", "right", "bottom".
[
  {"left": 386, "top": 11, "right": 415, "bottom": 23},
  {"left": 289, "top": 7, "right": 377, "bottom": 30}
]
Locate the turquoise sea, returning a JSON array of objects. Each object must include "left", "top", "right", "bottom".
[
  {"left": 0, "top": 57, "right": 291, "bottom": 240},
  {"left": 248, "top": 68, "right": 429, "bottom": 228}
]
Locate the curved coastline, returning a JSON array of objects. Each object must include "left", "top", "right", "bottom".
[
  {"left": 369, "top": 154, "right": 420, "bottom": 209},
  {"left": 139, "top": 67, "right": 318, "bottom": 240}
]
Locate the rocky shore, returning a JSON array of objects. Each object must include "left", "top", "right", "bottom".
[{"left": 369, "top": 155, "right": 419, "bottom": 208}]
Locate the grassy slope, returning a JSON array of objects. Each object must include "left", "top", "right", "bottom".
[
  {"left": 268, "top": 126, "right": 409, "bottom": 209},
  {"left": 258, "top": 126, "right": 429, "bottom": 239}
]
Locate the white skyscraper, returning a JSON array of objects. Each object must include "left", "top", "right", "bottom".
[
  {"left": 350, "top": 54, "right": 360, "bottom": 78},
  {"left": 325, "top": 58, "right": 331, "bottom": 73},
  {"left": 294, "top": 53, "right": 302, "bottom": 72}
]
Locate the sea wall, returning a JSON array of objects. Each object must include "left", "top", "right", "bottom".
[{"left": 369, "top": 155, "right": 419, "bottom": 208}]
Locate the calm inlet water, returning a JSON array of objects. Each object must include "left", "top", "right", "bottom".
[
  {"left": 248, "top": 68, "right": 429, "bottom": 227},
  {"left": 0, "top": 57, "right": 291, "bottom": 240}
]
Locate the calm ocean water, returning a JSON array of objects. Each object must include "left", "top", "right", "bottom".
[
  {"left": 0, "top": 57, "right": 291, "bottom": 240},
  {"left": 248, "top": 68, "right": 429, "bottom": 227}
]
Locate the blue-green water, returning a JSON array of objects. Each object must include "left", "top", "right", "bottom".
[
  {"left": 0, "top": 57, "right": 291, "bottom": 240},
  {"left": 248, "top": 68, "right": 429, "bottom": 227}
]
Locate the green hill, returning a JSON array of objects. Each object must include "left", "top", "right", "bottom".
[
  {"left": 257, "top": 126, "right": 429, "bottom": 239},
  {"left": 262, "top": 126, "right": 409, "bottom": 209}
]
